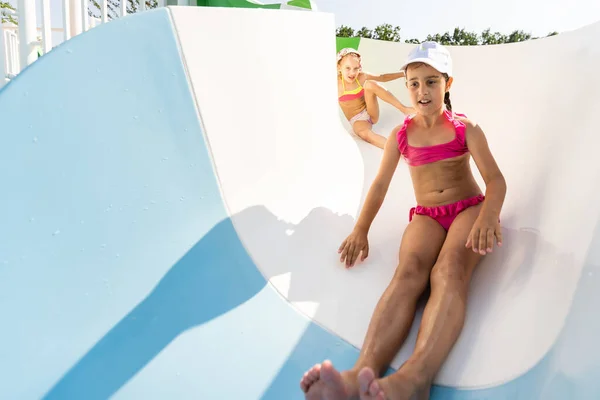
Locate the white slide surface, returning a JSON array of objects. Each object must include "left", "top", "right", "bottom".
[{"left": 171, "top": 6, "right": 600, "bottom": 389}]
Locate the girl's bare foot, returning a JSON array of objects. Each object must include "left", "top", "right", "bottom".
[
  {"left": 301, "top": 363, "right": 322, "bottom": 393},
  {"left": 300, "top": 360, "right": 360, "bottom": 399},
  {"left": 357, "top": 366, "right": 431, "bottom": 400},
  {"left": 357, "top": 367, "right": 385, "bottom": 400}
]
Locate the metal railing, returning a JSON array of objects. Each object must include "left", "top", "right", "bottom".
[{"left": 1, "top": 0, "right": 190, "bottom": 88}]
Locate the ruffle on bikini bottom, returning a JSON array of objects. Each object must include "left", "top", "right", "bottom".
[{"left": 409, "top": 194, "right": 485, "bottom": 221}]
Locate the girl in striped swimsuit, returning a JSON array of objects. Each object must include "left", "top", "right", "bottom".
[{"left": 337, "top": 48, "right": 415, "bottom": 149}]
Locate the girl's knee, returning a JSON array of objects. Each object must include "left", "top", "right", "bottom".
[
  {"left": 430, "top": 251, "right": 467, "bottom": 286},
  {"left": 392, "top": 253, "right": 432, "bottom": 289},
  {"left": 354, "top": 127, "right": 369, "bottom": 140},
  {"left": 364, "top": 80, "right": 379, "bottom": 92}
]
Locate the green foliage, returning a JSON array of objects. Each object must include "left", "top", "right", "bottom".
[
  {"left": 336, "top": 23, "right": 560, "bottom": 45},
  {"left": 0, "top": 0, "right": 161, "bottom": 23},
  {"left": 87, "top": 0, "right": 158, "bottom": 20},
  {"left": 1, "top": 1, "right": 17, "bottom": 25}
]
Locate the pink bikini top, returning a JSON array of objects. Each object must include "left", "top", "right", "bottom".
[{"left": 396, "top": 109, "right": 469, "bottom": 167}]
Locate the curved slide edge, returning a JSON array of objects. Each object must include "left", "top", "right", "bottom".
[{"left": 0, "top": 8, "right": 358, "bottom": 400}]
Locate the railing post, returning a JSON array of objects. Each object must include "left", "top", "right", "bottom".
[
  {"left": 62, "top": 0, "right": 71, "bottom": 41},
  {"left": 101, "top": 0, "right": 108, "bottom": 23},
  {"left": 82, "top": 0, "right": 89, "bottom": 31},
  {"left": 17, "top": 0, "right": 38, "bottom": 69},
  {"left": 41, "top": 0, "right": 53, "bottom": 54},
  {"left": 0, "top": 29, "right": 7, "bottom": 87},
  {"left": 69, "top": 0, "right": 83, "bottom": 36}
]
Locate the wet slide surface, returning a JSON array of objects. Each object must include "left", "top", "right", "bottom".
[{"left": 0, "top": 6, "right": 599, "bottom": 400}]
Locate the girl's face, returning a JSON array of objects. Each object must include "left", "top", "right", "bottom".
[
  {"left": 338, "top": 55, "right": 361, "bottom": 83},
  {"left": 405, "top": 62, "right": 452, "bottom": 115}
]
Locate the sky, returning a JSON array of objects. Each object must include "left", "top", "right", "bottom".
[{"left": 5, "top": 0, "right": 600, "bottom": 45}]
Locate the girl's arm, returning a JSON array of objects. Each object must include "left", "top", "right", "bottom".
[
  {"left": 462, "top": 117, "right": 507, "bottom": 252},
  {"left": 464, "top": 120, "right": 506, "bottom": 219},
  {"left": 363, "top": 71, "right": 406, "bottom": 82},
  {"left": 354, "top": 128, "right": 402, "bottom": 233}
]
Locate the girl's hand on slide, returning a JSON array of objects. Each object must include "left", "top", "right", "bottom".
[
  {"left": 465, "top": 214, "right": 502, "bottom": 255},
  {"left": 338, "top": 228, "right": 369, "bottom": 268}
]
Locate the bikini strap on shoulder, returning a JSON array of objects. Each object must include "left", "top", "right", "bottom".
[
  {"left": 396, "top": 114, "right": 414, "bottom": 153},
  {"left": 444, "top": 109, "right": 468, "bottom": 145}
]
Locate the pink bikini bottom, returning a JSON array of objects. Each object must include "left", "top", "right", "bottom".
[{"left": 409, "top": 194, "right": 485, "bottom": 231}]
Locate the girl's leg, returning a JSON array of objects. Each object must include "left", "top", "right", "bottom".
[
  {"left": 353, "top": 121, "right": 387, "bottom": 149},
  {"left": 301, "top": 215, "right": 447, "bottom": 400},
  {"left": 363, "top": 80, "right": 415, "bottom": 123},
  {"left": 358, "top": 204, "right": 484, "bottom": 400}
]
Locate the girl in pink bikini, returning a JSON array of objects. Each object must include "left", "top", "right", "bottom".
[
  {"left": 337, "top": 48, "right": 415, "bottom": 149},
  {"left": 302, "top": 42, "right": 507, "bottom": 400}
]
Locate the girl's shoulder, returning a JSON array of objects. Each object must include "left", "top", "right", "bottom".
[
  {"left": 357, "top": 71, "right": 369, "bottom": 85},
  {"left": 451, "top": 111, "right": 477, "bottom": 129}
]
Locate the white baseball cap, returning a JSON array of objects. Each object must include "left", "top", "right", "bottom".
[{"left": 400, "top": 41, "right": 453, "bottom": 77}]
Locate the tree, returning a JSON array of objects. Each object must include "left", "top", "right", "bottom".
[
  {"left": 1, "top": 1, "right": 17, "bottom": 25},
  {"left": 372, "top": 23, "right": 401, "bottom": 42},
  {"left": 87, "top": 0, "right": 158, "bottom": 20},
  {"left": 336, "top": 25, "right": 355, "bottom": 38},
  {"left": 506, "top": 29, "right": 531, "bottom": 43},
  {"left": 0, "top": 0, "right": 159, "bottom": 25},
  {"left": 481, "top": 28, "right": 507, "bottom": 45},
  {"left": 356, "top": 27, "right": 373, "bottom": 39},
  {"left": 336, "top": 23, "right": 560, "bottom": 46}
]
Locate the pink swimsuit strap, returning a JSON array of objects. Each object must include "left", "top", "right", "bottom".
[{"left": 396, "top": 109, "right": 469, "bottom": 167}]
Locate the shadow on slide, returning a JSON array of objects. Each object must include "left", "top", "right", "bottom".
[
  {"left": 41, "top": 204, "right": 363, "bottom": 400},
  {"left": 42, "top": 215, "right": 267, "bottom": 399}
]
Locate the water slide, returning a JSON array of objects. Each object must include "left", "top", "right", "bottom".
[{"left": 1, "top": 6, "right": 599, "bottom": 400}]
